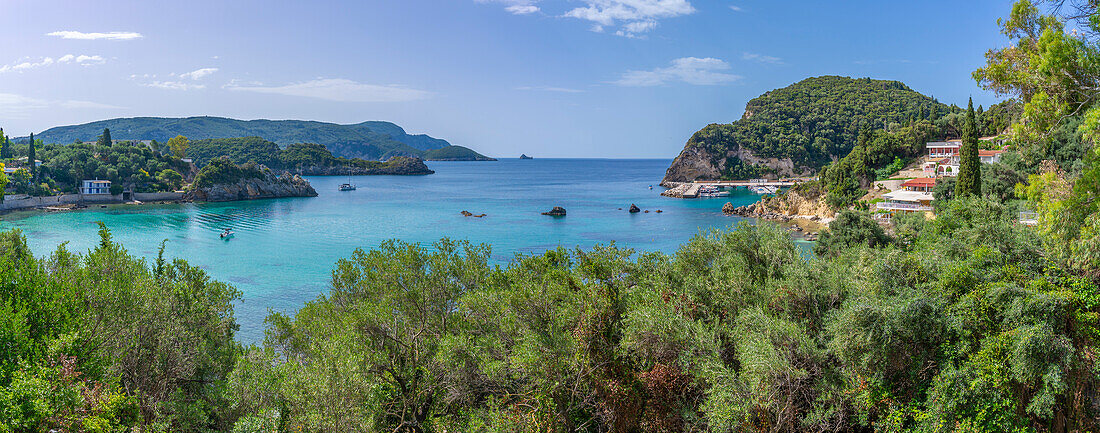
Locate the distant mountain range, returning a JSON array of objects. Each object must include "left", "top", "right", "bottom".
[{"left": 27, "top": 116, "right": 492, "bottom": 161}]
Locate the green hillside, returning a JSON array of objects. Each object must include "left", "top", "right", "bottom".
[
  {"left": 30, "top": 116, "right": 488, "bottom": 161},
  {"left": 422, "top": 145, "right": 495, "bottom": 161},
  {"left": 664, "top": 76, "right": 958, "bottom": 181},
  {"left": 188, "top": 137, "right": 432, "bottom": 174}
]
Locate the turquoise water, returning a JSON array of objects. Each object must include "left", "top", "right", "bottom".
[{"left": 2, "top": 159, "right": 777, "bottom": 341}]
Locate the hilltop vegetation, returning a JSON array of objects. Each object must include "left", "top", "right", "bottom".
[
  {"left": 29, "top": 116, "right": 490, "bottom": 161},
  {"left": 29, "top": 140, "right": 189, "bottom": 194},
  {"left": 663, "top": 76, "right": 960, "bottom": 182},
  {"left": 189, "top": 137, "right": 435, "bottom": 175}
]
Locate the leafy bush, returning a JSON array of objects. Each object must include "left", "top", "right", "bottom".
[{"left": 191, "top": 157, "right": 268, "bottom": 188}]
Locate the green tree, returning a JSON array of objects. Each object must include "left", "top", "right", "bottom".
[
  {"left": 955, "top": 98, "right": 982, "bottom": 197},
  {"left": 156, "top": 169, "right": 183, "bottom": 191},
  {"left": 813, "top": 209, "right": 893, "bottom": 256},
  {"left": 27, "top": 132, "right": 36, "bottom": 181},
  {"left": 167, "top": 135, "right": 189, "bottom": 159},
  {"left": 97, "top": 128, "right": 112, "bottom": 147}
]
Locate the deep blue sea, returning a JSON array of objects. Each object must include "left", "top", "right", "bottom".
[{"left": 1, "top": 159, "right": 788, "bottom": 341}]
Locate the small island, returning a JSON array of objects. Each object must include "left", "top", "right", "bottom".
[{"left": 519, "top": 154, "right": 533, "bottom": 159}]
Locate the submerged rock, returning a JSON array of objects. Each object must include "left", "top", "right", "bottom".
[{"left": 542, "top": 206, "right": 567, "bottom": 216}]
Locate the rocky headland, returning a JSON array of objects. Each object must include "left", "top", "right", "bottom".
[
  {"left": 294, "top": 156, "right": 435, "bottom": 176},
  {"left": 188, "top": 170, "right": 318, "bottom": 202}
]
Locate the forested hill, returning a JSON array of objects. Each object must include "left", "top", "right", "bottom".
[
  {"left": 30, "top": 116, "right": 489, "bottom": 161},
  {"left": 663, "top": 76, "right": 956, "bottom": 183}
]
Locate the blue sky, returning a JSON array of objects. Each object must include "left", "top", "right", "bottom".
[{"left": 1, "top": 0, "right": 1016, "bottom": 158}]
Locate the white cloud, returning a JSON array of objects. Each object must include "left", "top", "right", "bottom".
[
  {"left": 47, "top": 30, "right": 143, "bottom": 40},
  {"left": 0, "top": 93, "right": 122, "bottom": 118},
  {"left": 742, "top": 52, "right": 783, "bottom": 65},
  {"left": 179, "top": 67, "right": 219, "bottom": 80},
  {"left": 224, "top": 78, "right": 432, "bottom": 102},
  {"left": 0, "top": 54, "right": 105, "bottom": 73},
  {"left": 564, "top": 0, "right": 695, "bottom": 37},
  {"left": 614, "top": 57, "right": 740, "bottom": 86},
  {"left": 143, "top": 81, "right": 206, "bottom": 91},
  {"left": 729, "top": 5, "right": 742, "bottom": 11},
  {"left": 478, "top": 0, "right": 692, "bottom": 36},
  {"left": 506, "top": 5, "right": 540, "bottom": 14}
]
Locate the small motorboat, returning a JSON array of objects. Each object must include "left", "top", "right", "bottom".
[{"left": 220, "top": 229, "right": 234, "bottom": 239}]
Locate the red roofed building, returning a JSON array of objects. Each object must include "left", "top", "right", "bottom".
[{"left": 901, "top": 177, "right": 936, "bottom": 192}]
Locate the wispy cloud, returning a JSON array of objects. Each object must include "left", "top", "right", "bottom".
[
  {"left": 143, "top": 81, "right": 206, "bottom": 91},
  {"left": 614, "top": 57, "right": 740, "bottom": 86},
  {"left": 506, "top": 4, "right": 540, "bottom": 14},
  {"left": 742, "top": 52, "right": 783, "bottom": 65},
  {"left": 478, "top": 0, "right": 694, "bottom": 37},
  {"left": 46, "top": 30, "right": 143, "bottom": 40},
  {"left": 178, "top": 67, "right": 219, "bottom": 80},
  {"left": 516, "top": 85, "right": 585, "bottom": 93},
  {"left": 478, "top": 0, "right": 540, "bottom": 15},
  {"left": 729, "top": 5, "right": 743, "bottom": 11},
  {"left": 224, "top": 78, "right": 432, "bottom": 102},
  {"left": 563, "top": 0, "right": 695, "bottom": 37},
  {"left": 0, "top": 54, "right": 106, "bottom": 73},
  {"left": 0, "top": 93, "right": 123, "bottom": 118}
]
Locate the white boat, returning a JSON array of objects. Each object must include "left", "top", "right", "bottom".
[
  {"left": 697, "top": 185, "right": 730, "bottom": 198},
  {"left": 750, "top": 185, "right": 779, "bottom": 194},
  {"left": 220, "top": 229, "right": 234, "bottom": 239},
  {"left": 339, "top": 182, "right": 356, "bottom": 191}
]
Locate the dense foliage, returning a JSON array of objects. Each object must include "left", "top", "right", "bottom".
[
  {"left": 421, "top": 145, "right": 493, "bottom": 161},
  {"left": 188, "top": 137, "right": 422, "bottom": 172},
  {"left": 0, "top": 226, "right": 240, "bottom": 431},
  {"left": 235, "top": 197, "right": 1097, "bottom": 432},
  {"left": 682, "top": 76, "right": 956, "bottom": 178},
  {"left": 191, "top": 157, "right": 269, "bottom": 188},
  {"left": 5, "top": 195, "right": 1096, "bottom": 432},
  {"left": 33, "top": 140, "right": 189, "bottom": 194},
  {"left": 29, "top": 116, "right": 480, "bottom": 161}
]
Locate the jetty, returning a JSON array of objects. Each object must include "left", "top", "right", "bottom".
[{"left": 663, "top": 178, "right": 816, "bottom": 198}]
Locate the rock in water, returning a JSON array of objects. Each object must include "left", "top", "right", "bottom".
[
  {"left": 629, "top": 204, "right": 641, "bottom": 213},
  {"left": 187, "top": 168, "right": 317, "bottom": 202},
  {"left": 722, "top": 202, "right": 735, "bottom": 214},
  {"left": 542, "top": 206, "right": 567, "bottom": 216}
]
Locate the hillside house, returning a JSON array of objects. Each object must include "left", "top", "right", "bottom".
[
  {"left": 80, "top": 179, "right": 111, "bottom": 195},
  {"left": 901, "top": 177, "right": 936, "bottom": 192}
]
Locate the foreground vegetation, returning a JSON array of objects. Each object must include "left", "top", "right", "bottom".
[{"left": 2, "top": 192, "right": 1099, "bottom": 432}]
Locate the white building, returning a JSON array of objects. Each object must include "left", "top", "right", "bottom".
[{"left": 80, "top": 179, "right": 111, "bottom": 195}]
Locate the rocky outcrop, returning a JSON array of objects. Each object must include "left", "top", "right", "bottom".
[
  {"left": 722, "top": 186, "right": 835, "bottom": 225},
  {"left": 542, "top": 206, "right": 566, "bottom": 216},
  {"left": 629, "top": 204, "right": 641, "bottom": 213},
  {"left": 661, "top": 145, "right": 724, "bottom": 187},
  {"left": 661, "top": 142, "right": 814, "bottom": 187},
  {"left": 188, "top": 170, "right": 318, "bottom": 202}
]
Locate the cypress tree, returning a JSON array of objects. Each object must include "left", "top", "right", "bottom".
[
  {"left": 0, "top": 128, "right": 5, "bottom": 159},
  {"left": 955, "top": 98, "right": 982, "bottom": 197},
  {"left": 97, "top": 128, "right": 112, "bottom": 147},
  {"left": 27, "top": 133, "right": 36, "bottom": 181}
]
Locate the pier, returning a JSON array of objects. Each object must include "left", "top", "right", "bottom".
[{"left": 664, "top": 178, "right": 816, "bottom": 198}]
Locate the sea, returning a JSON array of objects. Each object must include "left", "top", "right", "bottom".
[{"left": 0, "top": 158, "right": 798, "bottom": 342}]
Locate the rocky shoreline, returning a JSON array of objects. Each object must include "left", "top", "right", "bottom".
[{"left": 188, "top": 171, "right": 318, "bottom": 202}]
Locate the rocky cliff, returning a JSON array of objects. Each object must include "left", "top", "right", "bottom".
[{"left": 188, "top": 170, "right": 318, "bottom": 202}]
